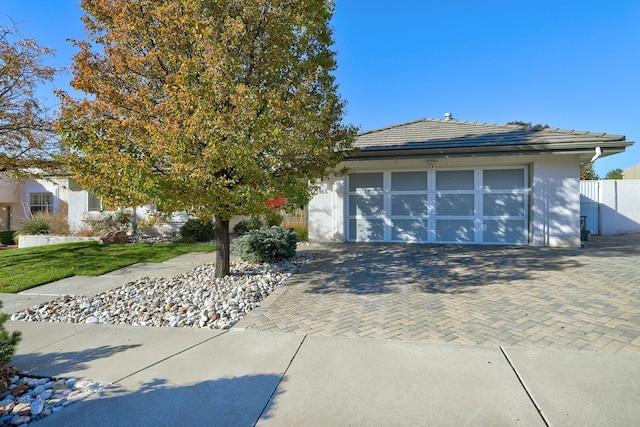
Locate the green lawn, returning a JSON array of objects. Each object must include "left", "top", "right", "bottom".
[{"left": 0, "top": 241, "right": 216, "bottom": 294}]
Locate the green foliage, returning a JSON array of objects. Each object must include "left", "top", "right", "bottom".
[
  {"left": 604, "top": 168, "right": 624, "bottom": 180},
  {"left": 233, "top": 217, "right": 264, "bottom": 236},
  {"left": 263, "top": 210, "right": 284, "bottom": 227},
  {"left": 0, "top": 231, "right": 15, "bottom": 245},
  {"left": 0, "top": 301, "right": 21, "bottom": 366},
  {"left": 87, "top": 210, "right": 132, "bottom": 235},
  {"left": 58, "top": 0, "right": 357, "bottom": 276},
  {"left": 179, "top": 218, "right": 216, "bottom": 243},
  {"left": 235, "top": 226, "right": 297, "bottom": 263},
  {"left": 0, "top": 241, "right": 215, "bottom": 293},
  {"left": 580, "top": 163, "right": 600, "bottom": 180},
  {"left": 0, "top": 22, "right": 61, "bottom": 177},
  {"left": 16, "top": 212, "right": 51, "bottom": 235}
]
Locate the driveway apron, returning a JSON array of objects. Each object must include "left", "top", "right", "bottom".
[{"left": 236, "top": 235, "right": 640, "bottom": 353}]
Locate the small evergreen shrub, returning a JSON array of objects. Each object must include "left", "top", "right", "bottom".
[
  {"left": 0, "top": 301, "right": 21, "bottom": 367},
  {"left": 233, "top": 217, "right": 264, "bottom": 236},
  {"left": 179, "top": 218, "right": 216, "bottom": 243},
  {"left": 235, "top": 226, "right": 297, "bottom": 263},
  {"left": 0, "top": 231, "right": 15, "bottom": 245}
]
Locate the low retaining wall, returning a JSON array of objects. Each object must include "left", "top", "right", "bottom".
[{"left": 18, "top": 235, "right": 100, "bottom": 249}]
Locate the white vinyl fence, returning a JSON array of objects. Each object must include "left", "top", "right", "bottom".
[{"left": 580, "top": 179, "right": 640, "bottom": 235}]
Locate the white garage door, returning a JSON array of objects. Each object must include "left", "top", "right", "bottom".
[{"left": 347, "top": 168, "right": 528, "bottom": 244}]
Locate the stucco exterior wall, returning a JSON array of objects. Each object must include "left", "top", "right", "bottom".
[
  {"left": 309, "top": 154, "right": 582, "bottom": 247},
  {"left": 530, "top": 155, "right": 581, "bottom": 247},
  {"left": 309, "top": 175, "right": 345, "bottom": 242}
]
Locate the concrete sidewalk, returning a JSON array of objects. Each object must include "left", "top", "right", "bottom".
[
  {"left": 2, "top": 244, "right": 639, "bottom": 426},
  {"left": 5, "top": 322, "right": 639, "bottom": 426}
]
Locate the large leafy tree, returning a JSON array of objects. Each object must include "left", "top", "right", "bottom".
[
  {"left": 604, "top": 168, "right": 623, "bottom": 180},
  {"left": 58, "top": 0, "right": 356, "bottom": 276},
  {"left": 0, "top": 23, "right": 60, "bottom": 176}
]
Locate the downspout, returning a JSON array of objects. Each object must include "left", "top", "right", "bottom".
[{"left": 580, "top": 147, "right": 602, "bottom": 167}]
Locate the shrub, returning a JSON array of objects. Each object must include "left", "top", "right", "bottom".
[
  {"left": 16, "top": 212, "right": 51, "bottom": 235},
  {"left": 48, "top": 212, "right": 70, "bottom": 235},
  {"left": 0, "top": 301, "right": 21, "bottom": 367},
  {"left": 235, "top": 225, "right": 297, "bottom": 263},
  {"left": 179, "top": 218, "right": 216, "bottom": 243},
  {"left": 233, "top": 217, "right": 264, "bottom": 236},
  {"left": 87, "top": 211, "right": 132, "bottom": 235},
  {"left": 0, "top": 231, "right": 15, "bottom": 245}
]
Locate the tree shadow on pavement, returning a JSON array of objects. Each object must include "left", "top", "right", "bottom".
[
  {"left": 11, "top": 344, "right": 142, "bottom": 377},
  {"left": 48, "top": 375, "right": 284, "bottom": 426},
  {"left": 301, "top": 243, "right": 585, "bottom": 295}
]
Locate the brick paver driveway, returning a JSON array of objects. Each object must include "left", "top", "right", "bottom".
[{"left": 239, "top": 235, "right": 640, "bottom": 353}]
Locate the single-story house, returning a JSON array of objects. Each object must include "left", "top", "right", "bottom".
[
  {"left": 0, "top": 175, "right": 188, "bottom": 236},
  {"left": 308, "top": 116, "right": 634, "bottom": 247},
  {"left": 0, "top": 175, "right": 91, "bottom": 232}
]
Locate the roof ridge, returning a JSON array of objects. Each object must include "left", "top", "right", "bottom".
[
  {"left": 358, "top": 117, "right": 622, "bottom": 138},
  {"left": 358, "top": 118, "right": 431, "bottom": 136}
]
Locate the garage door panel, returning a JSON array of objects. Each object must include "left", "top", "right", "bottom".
[
  {"left": 391, "top": 194, "right": 429, "bottom": 216},
  {"left": 349, "top": 173, "right": 383, "bottom": 191},
  {"left": 483, "top": 169, "right": 525, "bottom": 190},
  {"left": 436, "top": 194, "right": 474, "bottom": 216},
  {"left": 483, "top": 194, "right": 525, "bottom": 216},
  {"left": 436, "top": 220, "right": 475, "bottom": 242},
  {"left": 348, "top": 194, "right": 383, "bottom": 216},
  {"left": 391, "top": 172, "right": 428, "bottom": 191},
  {"left": 392, "top": 220, "right": 428, "bottom": 242},
  {"left": 483, "top": 220, "right": 526, "bottom": 244},
  {"left": 436, "top": 170, "right": 474, "bottom": 190},
  {"left": 349, "top": 218, "right": 384, "bottom": 241}
]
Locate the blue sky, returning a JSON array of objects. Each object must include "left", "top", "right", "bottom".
[{"left": 4, "top": 0, "right": 639, "bottom": 177}]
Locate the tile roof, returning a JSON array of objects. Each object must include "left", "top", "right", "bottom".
[{"left": 350, "top": 118, "right": 632, "bottom": 159}]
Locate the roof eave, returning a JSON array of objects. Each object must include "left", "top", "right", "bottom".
[{"left": 344, "top": 144, "right": 632, "bottom": 162}]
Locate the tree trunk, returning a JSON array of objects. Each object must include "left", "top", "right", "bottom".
[
  {"left": 215, "top": 215, "right": 230, "bottom": 277},
  {"left": 131, "top": 207, "right": 138, "bottom": 236}
]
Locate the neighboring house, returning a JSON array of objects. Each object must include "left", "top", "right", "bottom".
[
  {"left": 0, "top": 174, "right": 102, "bottom": 232},
  {"left": 0, "top": 174, "right": 208, "bottom": 237},
  {"left": 308, "top": 116, "right": 633, "bottom": 247},
  {"left": 623, "top": 163, "right": 640, "bottom": 179}
]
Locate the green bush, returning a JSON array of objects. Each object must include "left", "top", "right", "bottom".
[
  {"left": 179, "top": 218, "right": 216, "bottom": 243},
  {"left": 0, "top": 231, "right": 15, "bottom": 245},
  {"left": 17, "top": 212, "right": 51, "bottom": 235},
  {"left": 233, "top": 217, "right": 264, "bottom": 236},
  {"left": 235, "top": 225, "right": 297, "bottom": 263},
  {"left": 0, "top": 301, "right": 21, "bottom": 367}
]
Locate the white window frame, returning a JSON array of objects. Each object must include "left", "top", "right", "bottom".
[{"left": 29, "top": 191, "right": 53, "bottom": 215}]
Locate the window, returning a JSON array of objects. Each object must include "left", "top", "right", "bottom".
[
  {"left": 29, "top": 192, "right": 53, "bottom": 214},
  {"left": 88, "top": 192, "right": 102, "bottom": 212}
]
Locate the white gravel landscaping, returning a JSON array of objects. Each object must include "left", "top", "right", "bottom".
[{"left": 11, "top": 254, "right": 314, "bottom": 329}]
